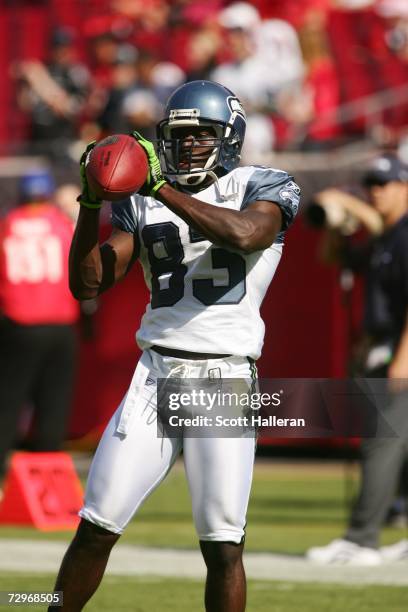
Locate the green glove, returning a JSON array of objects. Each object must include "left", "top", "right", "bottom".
[
  {"left": 77, "top": 141, "right": 102, "bottom": 209},
  {"left": 131, "top": 131, "right": 167, "bottom": 196}
]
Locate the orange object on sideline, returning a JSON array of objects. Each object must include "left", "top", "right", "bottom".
[{"left": 0, "top": 452, "right": 83, "bottom": 530}]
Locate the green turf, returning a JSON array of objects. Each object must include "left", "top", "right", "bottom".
[
  {"left": 1, "top": 461, "right": 406, "bottom": 610},
  {"left": 0, "top": 460, "right": 405, "bottom": 553},
  {"left": 0, "top": 574, "right": 406, "bottom": 612}
]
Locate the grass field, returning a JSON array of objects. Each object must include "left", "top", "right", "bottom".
[
  {"left": 0, "top": 575, "right": 407, "bottom": 611},
  {"left": 0, "top": 459, "right": 403, "bottom": 552},
  {"left": 1, "top": 459, "right": 407, "bottom": 611}
]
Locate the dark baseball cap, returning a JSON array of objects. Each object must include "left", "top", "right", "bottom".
[{"left": 363, "top": 154, "right": 408, "bottom": 187}]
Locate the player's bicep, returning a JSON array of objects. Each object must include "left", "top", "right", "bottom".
[
  {"left": 99, "top": 228, "right": 139, "bottom": 292},
  {"left": 241, "top": 200, "right": 283, "bottom": 250}
]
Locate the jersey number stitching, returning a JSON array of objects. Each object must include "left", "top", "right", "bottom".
[{"left": 142, "top": 222, "right": 246, "bottom": 309}]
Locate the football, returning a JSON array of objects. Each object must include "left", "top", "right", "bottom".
[{"left": 86, "top": 134, "right": 149, "bottom": 201}]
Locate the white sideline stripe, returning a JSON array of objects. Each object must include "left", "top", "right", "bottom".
[{"left": 0, "top": 539, "right": 408, "bottom": 585}]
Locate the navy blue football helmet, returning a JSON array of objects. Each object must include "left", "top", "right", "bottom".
[{"left": 157, "top": 80, "right": 246, "bottom": 186}]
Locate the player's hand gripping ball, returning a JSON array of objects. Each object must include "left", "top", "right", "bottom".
[
  {"left": 84, "top": 134, "right": 149, "bottom": 202},
  {"left": 130, "top": 131, "right": 167, "bottom": 196}
]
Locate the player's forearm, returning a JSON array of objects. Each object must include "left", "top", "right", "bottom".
[
  {"left": 69, "top": 207, "right": 103, "bottom": 300},
  {"left": 157, "top": 184, "right": 262, "bottom": 252}
]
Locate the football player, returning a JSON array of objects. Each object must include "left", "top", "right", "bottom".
[{"left": 49, "top": 80, "right": 300, "bottom": 611}]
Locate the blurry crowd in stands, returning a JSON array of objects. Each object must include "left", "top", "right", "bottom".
[{"left": 7, "top": 0, "right": 408, "bottom": 164}]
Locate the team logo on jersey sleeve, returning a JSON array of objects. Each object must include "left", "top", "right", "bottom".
[{"left": 279, "top": 181, "right": 300, "bottom": 215}]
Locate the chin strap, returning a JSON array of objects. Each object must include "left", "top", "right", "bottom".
[
  {"left": 172, "top": 170, "right": 238, "bottom": 202},
  {"left": 206, "top": 171, "right": 238, "bottom": 202}
]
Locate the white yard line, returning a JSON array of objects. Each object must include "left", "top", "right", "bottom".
[{"left": 0, "top": 539, "right": 407, "bottom": 585}]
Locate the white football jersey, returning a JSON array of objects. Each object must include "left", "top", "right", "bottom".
[{"left": 111, "top": 166, "right": 300, "bottom": 360}]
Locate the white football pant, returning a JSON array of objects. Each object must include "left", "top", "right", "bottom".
[{"left": 80, "top": 349, "right": 257, "bottom": 543}]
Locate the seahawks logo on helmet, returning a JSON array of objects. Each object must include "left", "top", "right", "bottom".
[{"left": 227, "top": 97, "right": 246, "bottom": 120}]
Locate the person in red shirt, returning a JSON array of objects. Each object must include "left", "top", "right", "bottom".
[{"left": 0, "top": 171, "right": 79, "bottom": 479}]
